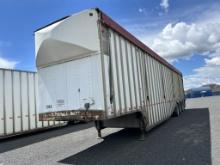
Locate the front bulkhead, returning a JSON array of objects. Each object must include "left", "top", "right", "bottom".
[{"left": 35, "top": 9, "right": 109, "bottom": 117}]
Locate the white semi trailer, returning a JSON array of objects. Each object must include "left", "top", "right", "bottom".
[
  {"left": 0, "top": 68, "right": 63, "bottom": 139},
  {"left": 35, "top": 8, "right": 185, "bottom": 138}
]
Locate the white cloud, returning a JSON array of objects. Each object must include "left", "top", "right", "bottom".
[
  {"left": 144, "top": 21, "right": 220, "bottom": 61},
  {"left": 160, "top": 0, "right": 169, "bottom": 12},
  {"left": 205, "top": 57, "right": 220, "bottom": 66},
  {"left": 184, "top": 65, "right": 220, "bottom": 90},
  {"left": 184, "top": 47, "right": 220, "bottom": 89},
  {"left": 138, "top": 8, "right": 143, "bottom": 13},
  {"left": 135, "top": 6, "right": 220, "bottom": 89},
  {"left": 0, "top": 56, "right": 18, "bottom": 69},
  {"left": 138, "top": 8, "right": 148, "bottom": 17},
  {"left": 0, "top": 41, "right": 18, "bottom": 69}
]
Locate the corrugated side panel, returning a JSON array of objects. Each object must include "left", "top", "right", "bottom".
[
  {"left": 13, "top": 71, "right": 22, "bottom": 133},
  {"left": 0, "top": 69, "right": 62, "bottom": 138},
  {"left": 5, "top": 70, "right": 13, "bottom": 134},
  {"left": 28, "top": 73, "right": 36, "bottom": 129},
  {"left": 0, "top": 70, "right": 4, "bottom": 136},
  {"left": 104, "top": 28, "right": 184, "bottom": 128},
  {"left": 21, "top": 72, "right": 29, "bottom": 131}
]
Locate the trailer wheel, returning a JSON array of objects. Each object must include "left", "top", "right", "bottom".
[
  {"left": 181, "top": 102, "right": 184, "bottom": 112},
  {"left": 182, "top": 100, "right": 186, "bottom": 112},
  {"left": 172, "top": 103, "right": 180, "bottom": 117},
  {"left": 68, "top": 121, "right": 76, "bottom": 125},
  {"left": 79, "top": 120, "right": 89, "bottom": 124}
]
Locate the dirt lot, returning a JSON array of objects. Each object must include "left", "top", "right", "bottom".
[{"left": 0, "top": 96, "right": 218, "bottom": 165}]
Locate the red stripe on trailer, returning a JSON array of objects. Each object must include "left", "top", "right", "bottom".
[{"left": 98, "top": 9, "right": 182, "bottom": 76}]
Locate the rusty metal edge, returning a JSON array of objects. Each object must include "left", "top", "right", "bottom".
[{"left": 97, "top": 9, "right": 182, "bottom": 76}]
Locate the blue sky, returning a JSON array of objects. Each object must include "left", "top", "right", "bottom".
[{"left": 0, "top": 0, "right": 220, "bottom": 89}]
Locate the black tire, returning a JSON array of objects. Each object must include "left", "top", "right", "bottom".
[
  {"left": 67, "top": 121, "right": 76, "bottom": 125},
  {"left": 179, "top": 102, "right": 183, "bottom": 112},
  {"left": 172, "top": 104, "right": 180, "bottom": 117},
  {"left": 181, "top": 102, "right": 185, "bottom": 112}
]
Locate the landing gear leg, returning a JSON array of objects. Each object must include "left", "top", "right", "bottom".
[
  {"left": 97, "top": 129, "right": 102, "bottom": 139},
  {"left": 137, "top": 113, "right": 145, "bottom": 141},
  {"left": 139, "top": 119, "right": 145, "bottom": 141},
  {"left": 95, "top": 120, "right": 103, "bottom": 139}
]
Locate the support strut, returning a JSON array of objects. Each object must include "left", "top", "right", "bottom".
[
  {"left": 137, "top": 112, "right": 146, "bottom": 141},
  {"left": 95, "top": 120, "right": 103, "bottom": 139}
]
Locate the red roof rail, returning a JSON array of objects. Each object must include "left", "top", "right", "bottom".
[{"left": 96, "top": 8, "right": 182, "bottom": 76}]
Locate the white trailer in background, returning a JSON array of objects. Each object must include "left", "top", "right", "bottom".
[
  {"left": 0, "top": 68, "right": 63, "bottom": 138},
  {"left": 35, "top": 8, "right": 185, "bottom": 138}
]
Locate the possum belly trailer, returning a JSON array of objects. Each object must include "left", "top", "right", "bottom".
[{"left": 35, "top": 8, "right": 185, "bottom": 138}]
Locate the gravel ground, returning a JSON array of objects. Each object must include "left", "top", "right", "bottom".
[
  {"left": 0, "top": 98, "right": 216, "bottom": 165},
  {"left": 186, "top": 95, "right": 220, "bottom": 165}
]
